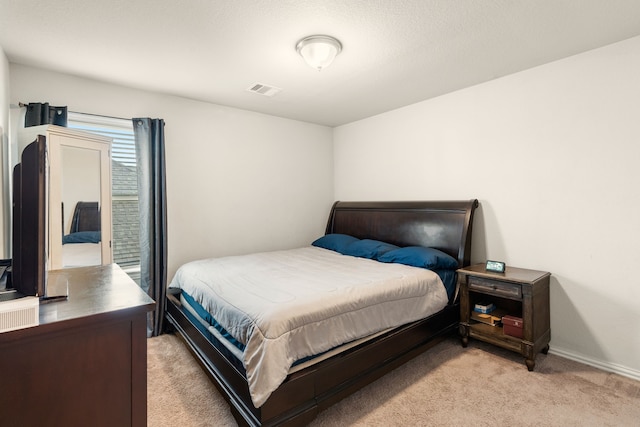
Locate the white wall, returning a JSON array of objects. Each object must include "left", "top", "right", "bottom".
[
  {"left": 334, "top": 36, "right": 640, "bottom": 378},
  {"left": 7, "top": 64, "right": 334, "bottom": 279},
  {"left": 0, "top": 47, "right": 9, "bottom": 258}
]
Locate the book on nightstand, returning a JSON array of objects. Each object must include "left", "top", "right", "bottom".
[
  {"left": 474, "top": 302, "right": 496, "bottom": 313},
  {"left": 470, "top": 308, "right": 507, "bottom": 326}
]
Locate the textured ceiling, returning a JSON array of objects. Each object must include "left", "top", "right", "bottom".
[{"left": 2, "top": 0, "right": 640, "bottom": 127}]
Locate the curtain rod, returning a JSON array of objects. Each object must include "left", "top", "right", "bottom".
[{"left": 18, "top": 102, "right": 131, "bottom": 122}]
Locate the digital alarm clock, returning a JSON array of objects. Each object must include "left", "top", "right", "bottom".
[{"left": 485, "top": 260, "right": 506, "bottom": 273}]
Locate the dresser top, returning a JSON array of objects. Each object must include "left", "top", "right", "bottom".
[{"left": 40, "top": 263, "right": 155, "bottom": 325}]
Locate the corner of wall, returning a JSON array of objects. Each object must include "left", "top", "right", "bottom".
[{"left": 0, "top": 46, "right": 10, "bottom": 258}]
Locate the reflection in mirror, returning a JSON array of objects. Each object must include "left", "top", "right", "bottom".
[{"left": 61, "top": 146, "right": 102, "bottom": 267}]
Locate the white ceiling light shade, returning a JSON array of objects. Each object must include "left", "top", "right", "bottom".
[{"left": 296, "top": 35, "right": 342, "bottom": 71}]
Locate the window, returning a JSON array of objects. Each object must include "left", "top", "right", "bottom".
[{"left": 67, "top": 112, "right": 140, "bottom": 283}]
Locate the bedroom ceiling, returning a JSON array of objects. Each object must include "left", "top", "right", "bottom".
[{"left": 1, "top": 0, "right": 640, "bottom": 127}]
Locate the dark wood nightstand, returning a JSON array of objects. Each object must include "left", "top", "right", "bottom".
[{"left": 458, "top": 264, "right": 551, "bottom": 371}]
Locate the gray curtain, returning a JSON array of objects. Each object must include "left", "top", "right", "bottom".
[
  {"left": 132, "top": 118, "right": 167, "bottom": 337},
  {"left": 22, "top": 102, "right": 67, "bottom": 127}
]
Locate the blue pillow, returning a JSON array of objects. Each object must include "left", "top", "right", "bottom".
[
  {"left": 62, "top": 231, "right": 101, "bottom": 244},
  {"left": 378, "top": 246, "right": 458, "bottom": 270},
  {"left": 342, "top": 239, "right": 399, "bottom": 259},
  {"left": 312, "top": 234, "right": 360, "bottom": 253}
]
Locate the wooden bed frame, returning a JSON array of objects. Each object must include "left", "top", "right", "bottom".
[
  {"left": 165, "top": 199, "right": 478, "bottom": 426},
  {"left": 70, "top": 201, "right": 101, "bottom": 232}
]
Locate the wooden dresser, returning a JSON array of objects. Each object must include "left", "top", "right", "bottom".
[{"left": 0, "top": 264, "right": 155, "bottom": 426}]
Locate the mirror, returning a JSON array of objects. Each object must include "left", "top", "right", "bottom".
[
  {"left": 47, "top": 127, "right": 112, "bottom": 269},
  {"left": 60, "top": 146, "right": 102, "bottom": 267}
]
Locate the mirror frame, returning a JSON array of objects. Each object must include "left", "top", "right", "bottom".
[{"left": 46, "top": 127, "right": 112, "bottom": 269}]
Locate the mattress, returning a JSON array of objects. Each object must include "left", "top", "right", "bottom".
[{"left": 169, "top": 246, "right": 449, "bottom": 407}]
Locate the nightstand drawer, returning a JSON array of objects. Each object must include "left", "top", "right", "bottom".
[{"left": 468, "top": 277, "right": 522, "bottom": 299}]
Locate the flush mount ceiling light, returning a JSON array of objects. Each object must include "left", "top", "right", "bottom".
[{"left": 296, "top": 35, "right": 342, "bottom": 71}]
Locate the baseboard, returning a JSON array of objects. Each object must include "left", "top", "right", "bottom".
[{"left": 549, "top": 346, "right": 640, "bottom": 382}]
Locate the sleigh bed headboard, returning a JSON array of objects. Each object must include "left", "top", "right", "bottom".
[
  {"left": 325, "top": 199, "right": 479, "bottom": 268},
  {"left": 70, "top": 201, "right": 101, "bottom": 233}
]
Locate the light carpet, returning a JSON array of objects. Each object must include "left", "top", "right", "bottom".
[{"left": 147, "top": 333, "right": 640, "bottom": 426}]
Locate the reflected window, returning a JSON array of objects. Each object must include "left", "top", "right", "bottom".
[{"left": 67, "top": 113, "right": 140, "bottom": 285}]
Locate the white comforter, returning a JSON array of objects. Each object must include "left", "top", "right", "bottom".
[{"left": 169, "top": 246, "right": 449, "bottom": 407}]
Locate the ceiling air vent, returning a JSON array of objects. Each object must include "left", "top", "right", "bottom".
[{"left": 246, "top": 83, "right": 282, "bottom": 97}]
